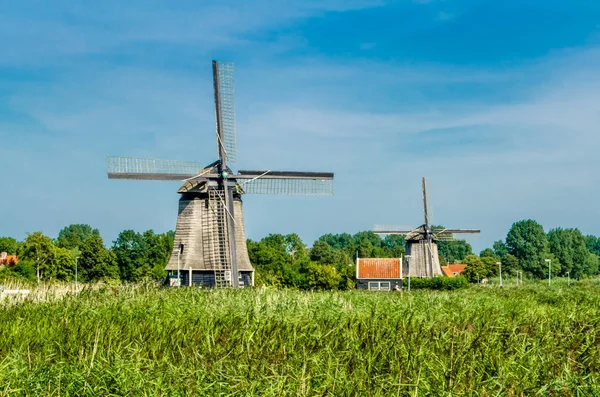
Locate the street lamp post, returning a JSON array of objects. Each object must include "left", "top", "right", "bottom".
[
  {"left": 177, "top": 245, "right": 182, "bottom": 287},
  {"left": 405, "top": 255, "right": 411, "bottom": 292},
  {"left": 496, "top": 261, "right": 502, "bottom": 288},
  {"left": 75, "top": 257, "right": 79, "bottom": 291},
  {"left": 545, "top": 259, "right": 551, "bottom": 286}
]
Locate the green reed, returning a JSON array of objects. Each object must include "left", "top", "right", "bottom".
[{"left": 1, "top": 282, "right": 600, "bottom": 396}]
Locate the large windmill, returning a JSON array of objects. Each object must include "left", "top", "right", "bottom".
[
  {"left": 374, "top": 177, "right": 479, "bottom": 277},
  {"left": 108, "top": 61, "right": 334, "bottom": 288}
]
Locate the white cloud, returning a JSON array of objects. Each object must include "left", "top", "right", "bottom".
[{"left": 1, "top": 0, "right": 599, "bottom": 248}]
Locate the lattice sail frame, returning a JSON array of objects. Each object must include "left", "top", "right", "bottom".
[
  {"left": 107, "top": 156, "right": 205, "bottom": 180},
  {"left": 216, "top": 62, "right": 237, "bottom": 163},
  {"left": 238, "top": 178, "right": 333, "bottom": 196}
]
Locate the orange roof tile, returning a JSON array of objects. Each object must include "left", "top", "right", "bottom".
[
  {"left": 0, "top": 255, "right": 18, "bottom": 266},
  {"left": 357, "top": 258, "right": 401, "bottom": 279},
  {"left": 440, "top": 266, "right": 454, "bottom": 277},
  {"left": 448, "top": 264, "right": 466, "bottom": 274}
]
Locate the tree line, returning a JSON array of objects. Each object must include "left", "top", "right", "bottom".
[
  {"left": 0, "top": 225, "right": 173, "bottom": 283},
  {"left": 1, "top": 219, "right": 599, "bottom": 287}
]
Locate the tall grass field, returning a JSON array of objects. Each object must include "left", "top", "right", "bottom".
[{"left": 1, "top": 282, "right": 600, "bottom": 396}]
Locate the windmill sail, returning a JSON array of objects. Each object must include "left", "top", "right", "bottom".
[
  {"left": 213, "top": 61, "right": 237, "bottom": 163},
  {"left": 236, "top": 170, "right": 334, "bottom": 195},
  {"left": 107, "top": 156, "right": 204, "bottom": 180}
]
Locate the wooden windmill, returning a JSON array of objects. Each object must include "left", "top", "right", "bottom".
[
  {"left": 374, "top": 177, "right": 479, "bottom": 277},
  {"left": 108, "top": 60, "right": 334, "bottom": 288}
]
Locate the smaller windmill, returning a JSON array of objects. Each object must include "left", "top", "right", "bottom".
[{"left": 374, "top": 177, "right": 480, "bottom": 277}]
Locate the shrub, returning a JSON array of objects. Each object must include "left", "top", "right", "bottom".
[{"left": 407, "top": 275, "right": 469, "bottom": 290}]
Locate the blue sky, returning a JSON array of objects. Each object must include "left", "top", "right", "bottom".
[{"left": 1, "top": 0, "right": 599, "bottom": 251}]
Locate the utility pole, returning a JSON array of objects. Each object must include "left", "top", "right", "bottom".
[
  {"left": 496, "top": 261, "right": 502, "bottom": 288},
  {"left": 75, "top": 257, "right": 79, "bottom": 291},
  {"left": 177, "top": 244, "right": 183, "bottom": 287},
  {"left": 545, "top": 259, "right": 551, "bottom": 286},
  {"left": 406, "top": 255, "right": 411, "bottom": 292}
]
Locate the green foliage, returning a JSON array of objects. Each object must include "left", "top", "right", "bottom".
[
  {"left": 462, "top": 254, "right": 497, "bottom": 282},
  {"left": 21, "top": 232, "right": 55, "bottom": 280},
  {"left": 0, "top": 237, "right": 19, "bottom": 255},
  {"left": 1, "top": 259, "right": 36, "bottom": 281},
  {"left": 506, "top": 219, "right": 549, "bottom": 278},
  {"left": 51, "top": 247, "right": 76, "bottom": 281},
  {"left": 586, "top": 235, "right": 600, "bottom": 256},
  {"left": 437, "top": 239, "right": 473, "bottom": 263},
  {"left": 493, "top": 240, "right": 509, "bottom": 258},
  {"left": 306, "top": 263, "right": 341, "bottom": 290},
  {"left": 479, "top": 248, "right": 496, "bottom": 258},
  {"left": 438, "top": 255, "right": 448, "bottom": 267},
  {"left": 407, "top": 275, "right": 469, "bottom": 290},
  {"left": 79, "top": 234, "right": 119, "bottom": 282},
  {"left": 310, "top": 240, "right": 340, "bottom": 265},
  {"left": 112, "top": 230, "right": 172, "bottom": 282},
  {"left": 501, "top": 253, "right": 520, "bottom": 275},
  {"left": 318, "top": 231, "right": 405, "bottom": 260},
  {"left": 56, "top": 224, "right": 100, "bottom": 250},
  {"left": 548, "top": 228, "right": 597, "bottom": 278}
]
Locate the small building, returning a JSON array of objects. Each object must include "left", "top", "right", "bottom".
[
  {"left": 356, "top": 257, "right": 403, "bottom": 291},
  {"left": 0, "top": 252, "right": 18, "bottom": 267},
  {"left": 440, "top": 264, "right": 467, "bottom": 277}
]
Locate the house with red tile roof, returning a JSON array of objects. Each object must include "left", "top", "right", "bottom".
[
  {"left": 0, "top": 252, "right": 18, "bottom": 267},
  {"left": 356, "top": 257, "right": 403, "bottom": 291},
  {"left": 440, "top": 264, "right": 467, "bottom": 278}
]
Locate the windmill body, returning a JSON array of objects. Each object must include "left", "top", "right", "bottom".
[
  {"left": 375, "top": 178, "right": 479, "bottom": 278},
  {"left": 108, "top": 61, "right": 334, "bottom": 288}
]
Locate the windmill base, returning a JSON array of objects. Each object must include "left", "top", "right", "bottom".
[
  {"left": 167, "top": 270, "right": 254, "bottom": 288},
  {"left": 164, "top": 191, "right": 255, "bottom": 287},
  {"left": 406, "top": 240, "right": 443, "bottom": 278}
]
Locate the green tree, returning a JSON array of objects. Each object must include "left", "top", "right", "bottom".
[
  {"left": 248, "top": 234, "right": 309, "bottom": 288},
  {"left": 54, "top": 247, "right": 76, "bottom": 281},
  {"left": 501, "top": 253, "right": 519, "bottom": 275},
  {"left": 493, "top": 240, "right": 509, "bottom": 258},
  {"left": 0, "top": 237, "right": 19, "bottom": 255},
  {"left": 462, "top": 254, "right": 498, "bottom": 282},
  {"left": 79, "top": 234, "right": 119, "bottom": 281},
  {"left": 462, "top": 255, "right": 486, "bottom": 282},
  {"left": 7, "top": 260, "right": 36, "bottom": 281},
  {"left": 382, "top": 235, "right": 406, "bottom": 258},
  {"left": 585, "top": 235, "right": 600, "bottom": 256},
  {"left": 506, "top": 219, "right": 549, "bottom": 278},
  {"left": 142, "top": 230, "right": 172, "bottom": 280},
  {"left": 438, "top": 239, "right": 473, "bottom": 263},
  {"left": 56, "top": 224, "right": 100, "bottom": 250},
  {"left": 112, "top": 230, "right": 149, "bottom": 282},
  {"left": 548, "top": 228, "right": 596, "bottom": 278},
  {"left": 21, "top": 232, "right": 56, "bottom": 281},
  {"left": 479, "top": 248, "right": 496, "bottom": 258},
  {"left": 310, "top": 240, "right": 340, "bottom": 265},
  {"left": 306, "top": 263, "right": 341, "bottom": 290}
]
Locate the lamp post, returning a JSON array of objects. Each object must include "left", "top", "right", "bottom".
[
  {"left": 405, "top": 255, "right": 411, "bottom": 292},
  {"left": 567, "top": 271, "right": 570, "bottom": 286},
  {"left": 177, "top": 244, "right": 183, "bottom": 287},
  {"left": 75, "top": 257, "right": 79, "bottom": 291},
  {"left": 545, "top": 259, "right": 551, "bottom": 286},
  {"left": 496, "top": 261, "right": 502, "bottom": 288}
]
